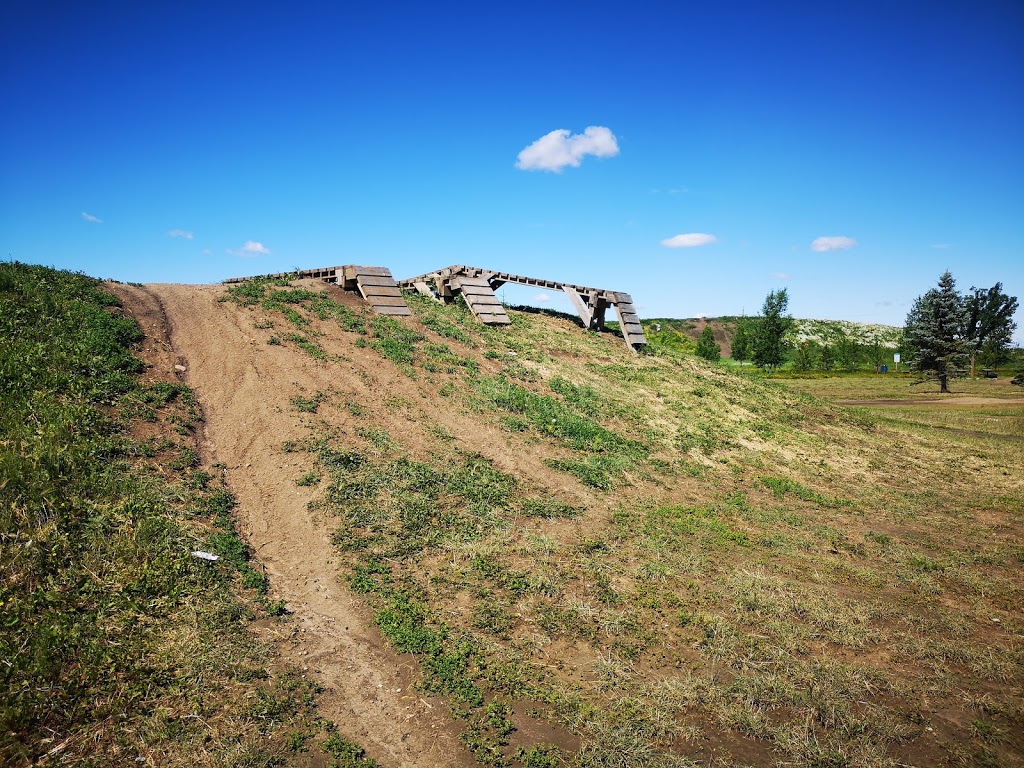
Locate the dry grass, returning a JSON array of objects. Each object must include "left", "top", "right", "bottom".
[{"left": 238, "top": 283, "right": 1024, "bottom": 767}]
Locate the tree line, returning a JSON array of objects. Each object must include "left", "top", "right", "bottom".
[{"left": 692, "top": 275, "right": 1018, "bottom": 390}]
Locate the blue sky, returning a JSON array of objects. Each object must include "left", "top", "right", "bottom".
[{"left": 2, "top": 0, "right": 1022, "bottom": 338}]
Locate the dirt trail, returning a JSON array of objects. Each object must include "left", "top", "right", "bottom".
[{"left": 112, "top": 282, "right": 473, "bottom": 768}]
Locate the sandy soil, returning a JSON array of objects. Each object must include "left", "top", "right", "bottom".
[{"left": 110, "top": 282, "right": 475, "bottom": 768}]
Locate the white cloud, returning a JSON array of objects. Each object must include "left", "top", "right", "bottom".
[
  {"left": 661, "top": 233, "right": 717, "bottom": 248},
  {"left": 227, "top": 240, "right": 271, "bottom": 257},
  {"left": 930, "top": 243, "right": 954, "bottom": 249},
  {"left": 81, "top": 211, "right": 102, "bottom": 223},
  {"left": 771, "top": 272, "right": 791, "bottom": 280},
  {"left": 167, "top": 229, "right": 194, "bottom": 240},
  {"left": 811, "top": 236, "right": 856, "bottom": 252},
  {"left": 516, "top": 126, "right": 619, "bottom": 172},
  {"left": 533, "top": 292, "right": 552, "bottom": 303}
]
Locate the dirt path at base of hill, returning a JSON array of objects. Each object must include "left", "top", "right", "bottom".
[{"left": 111, "top": 282, "right": 473, "bottom": 768}]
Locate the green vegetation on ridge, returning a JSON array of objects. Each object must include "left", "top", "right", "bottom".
[{"left": 0, "top": 263, "right": 336, "bottom": 766}]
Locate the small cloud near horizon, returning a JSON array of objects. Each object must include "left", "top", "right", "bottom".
[
  {"left": 661, "top": 233, "right": 717, "bottom": 248},
  {"left": 533, "top": 292, "right": 552, "bottom": 303},
  {"left": 167, "top": 229, "right": 194, "bottom": 240},
  {"left": 227, "top": 241, "right": 270, "bottom": 257},
  {"left": 771, "top": 272, "right": 791, "bottom": 280},
  {"left": 516, "top": 126, "right": 619, "bottom": 172},
  {"left": 811, "top": 236, "right": 856, "bottom": 252},
  {"left": 81, "top": 212, "right": 102, "bottom": 223}
]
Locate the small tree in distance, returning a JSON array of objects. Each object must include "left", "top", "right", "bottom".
[
  {"left": 793, "top": 341, "right": 818, "bottom": 371},
  {"left": 730, "top": 320, "right": 751, "bottom": 365},
  {"left": 753, "top": 289, "right": 793, "bottom": 369},
  {"left": 695, "top": 325, "right": 721, "bottom": 362},
  {"left": 819, "top": 344, "right": 835, "bottom": 371}
]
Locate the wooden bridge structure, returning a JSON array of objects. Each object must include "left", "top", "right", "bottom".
[
  {"left": 398, "top": 265, "right": 646, "bottom": 352},
  {"left": 224, "top": 263, "right": 646, "bottom": 351}
]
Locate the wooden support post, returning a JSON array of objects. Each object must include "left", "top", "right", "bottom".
[
  {"left": 591, "top": 297, "right": 608, "bottom": 330},
  {"left": 562, "top": 286, "right": 595, "bottom": 328},
  {"left": 412, "top": 280, "right": 442, "bottom": 302}
]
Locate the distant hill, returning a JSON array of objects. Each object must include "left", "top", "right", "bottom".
[{"left": 636, "top": 317, "right": 902, "bottom": 358}]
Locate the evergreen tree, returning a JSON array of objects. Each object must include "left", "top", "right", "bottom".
[
  {"left": 695, "top": 325, "right": 721, "bottom": 362},
  {"left": 904, "top": 271, "right": 969, "bottom": 393},
  {"left": 730, "top": 320, "right": 751, "bottom": 365},
  {"left": 752, "top": 289, "right": 793, "bottom": 369}
]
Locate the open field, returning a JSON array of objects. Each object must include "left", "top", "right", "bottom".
[
  {"left": 6, "top": 266, "right": 1023, "bottom": 767},
  {"left": 772, "top": 373, "right": 1024, "bottom": 402},
  {"left": 773, "top": 374, "right": 1024, "bottom": 446}
]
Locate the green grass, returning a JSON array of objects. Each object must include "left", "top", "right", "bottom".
[
  {"left": 213, "top": 274, "right": 1024, "bottom": 766},
  {"left": 0, "top": 263, "right": 351, "bottom": 766}
]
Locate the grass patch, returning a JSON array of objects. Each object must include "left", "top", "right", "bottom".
[{"left": 0, "top": 262, "right": 331, "bottom": 765}]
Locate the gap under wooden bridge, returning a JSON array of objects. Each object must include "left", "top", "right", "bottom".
[{"left": 224, "top": 263, "right": 646, "bottom": 352}]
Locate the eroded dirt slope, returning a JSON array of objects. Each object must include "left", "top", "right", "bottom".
[
  {"left": 112, "top": 282, "right": 476, "bottom": 768},
  {"left": 109, "top": 278, "right": 1024, "bottom": 768}
]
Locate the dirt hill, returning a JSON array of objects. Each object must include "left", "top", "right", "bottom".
[{"left": 109, "top": 278, "right": 1023, "bottom": 768}]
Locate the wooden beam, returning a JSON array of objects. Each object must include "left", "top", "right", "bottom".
[{"left": 563, "top": 286, "right": 594, "bottom": 328}]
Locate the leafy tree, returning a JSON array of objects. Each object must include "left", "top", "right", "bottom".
[
  {"left": 695, "top": 325, "right": 721, "bottom": 362},
  {"left": 819, "top": 344, "right": 835, "bottom": 371},
  {"left": 793, "top": 341, "right": 818, "bottom": 372},
  {"left": 903, "top": 271, "right": 969, "bottom": 393},
  {"left": 831, "top": 329, "right": 861, "bottom": 371},
  {"left": 964, "top": 282, "right": 1018, "bottom": 376},
  {"left": 979, "top": 337, "right": 1012, "bottom": 371},
  {"left": 752, "top": 289, "right": 793, "bottom": 369},
  {"left": 865, "top": 339, "right": 889, "bottom": 371},
  {"left": 730, "top": 320, "right": 751, "bottom": 365}
]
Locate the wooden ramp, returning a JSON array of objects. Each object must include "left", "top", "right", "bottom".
[
  {"left": 400, "top": 264, "right": 647, "bottom": 352},
  {"left": 340, "top": 265, "right": 411, "bottom": 316},
  {"left": 449, "top": 275, "right": 511, "bottom": 325},
  {"left": 613, "top": 293, "right": 646, "bottom": 350},
  {"left": 223, "top": 264, "right": 411, "bottom": 317}
]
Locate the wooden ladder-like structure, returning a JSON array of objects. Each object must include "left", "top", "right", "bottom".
[
  {"left": 224, "top": 265, "right": 411, "bottom": 316},
  {"left": 399, "top": 264, "right": 646, "bottom": 352},
  {"left": 339, "top": 265, "right": 411, "bottom": 316},
  {"left": 448, "top": 274, "right": 511, "bottom": 325}
]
